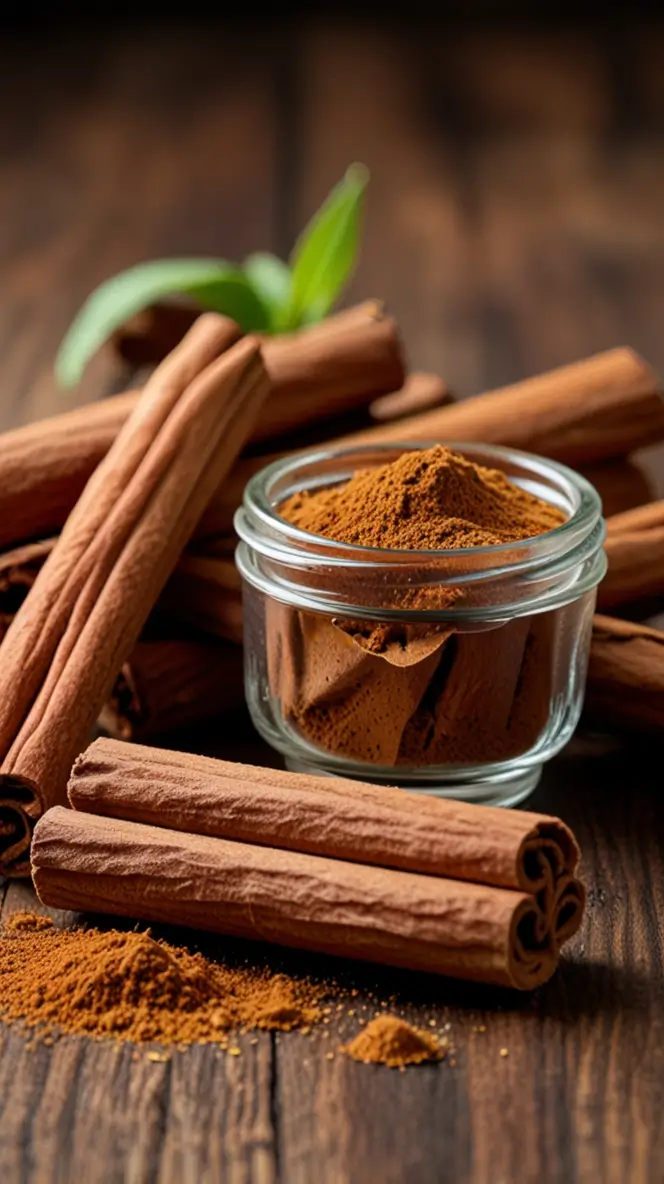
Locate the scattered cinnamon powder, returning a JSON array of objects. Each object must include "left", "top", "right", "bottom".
[
  {"left": 342, "top": 1015, "right": 446, "bottom": 1067},
  {"left": 0, "top": 915, "right": 323, "bottom": 1045},
  {"left": 280, "top": 445, "right": 564, "bottom": 549}
]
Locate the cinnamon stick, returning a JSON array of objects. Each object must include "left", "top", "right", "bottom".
[
  {"left": 586, "top": 614, "right": 664, "bottom": 733},
  {"left": 33, "top": 757, "right": 584, "bottom": 988},
  {"left": 112, "top": 301, "right": 200, "bottom": 366},
  {"left": 156, "top": 554, "right": 243, "bottom": 643},
  {"left": 0, "top": 535, "right": 243, "bottom": 645},
  {"left": 599, "top": 501, "right": 664, "bottom": 611},
  {"left": 0, "top": 393, "right": 137, "bottom": 551},
  {"left": 0, "top": 540, "right": 56, "bottom": 642},
  {"left": 254, "top": 301, "right": 405, "bottom": 441},
  {"left": 67, "top": 737, "right": 581, "bottom": 894},
  {"left": 31, "top": 809, "right": 578, "bottom": 990},
  {"left": 579, "top": 458, "right": 653, "bottom": 518},
  {"left": 0, "top": 318, "right": 269, "bottom": 877},
  {"left": 0, "top": 304, "right": 402, "bottom": 553},
  {"left": 112, "top": 301, "right": 406, "bottom": 435},
  {"left": 0, "top": 539, "right": 244, "bottom": 737},
  {"left": 339, "top": 348, "right": 664, "bottom": 466},
  {"left": 99, "top": 639, "right": 245, "bottom": 742},
  {"left": 369, "top": 371, "right": 452, "bottom": 422}
]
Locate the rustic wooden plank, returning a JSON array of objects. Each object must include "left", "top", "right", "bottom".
[
  {"left": 0, "top": 26, "right": 278, "bottom": 430},
  {"left": 424, "top": 28, "right": 664, "bottom": 388},
  {"left": 294, "top": 23, "right": 484, "bottom": 393}
]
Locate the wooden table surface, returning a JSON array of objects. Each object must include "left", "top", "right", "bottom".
[{"left": 1, "top": 19, "right": 664, "bottom": 1184}]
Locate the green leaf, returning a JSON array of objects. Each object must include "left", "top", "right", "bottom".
[
  {"left": 243, "top": 252, "right": 292, "bottom": 331},
  {"left": 285, "top": 163, "right": 369, "bottom": 330},
  {"left": 55, "top": 258, "right": 270, "bottom": 387}
]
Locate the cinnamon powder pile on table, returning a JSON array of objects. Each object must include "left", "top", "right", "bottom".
[
  {"left": 342, "top": 1015, "right": 445, "bottom": 1067},
  {"left": 271, "top": 445, "right": 574, "bottom": 767},
  {"left": 0, "top": 916, "right": 445, "bottom": 1069},
  {"left": 0, "top": 915, "right": 323, "bottom": 1045}
]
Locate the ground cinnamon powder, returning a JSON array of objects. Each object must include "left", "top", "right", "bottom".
[
  {"left": 270, "top": 445, "right": 570, "bottom": 767},
  {"left": 0, "top": 915, "right": 323, "bottom": 1044},
  {"left": 342, "top": 1015, "right": 445, "bottom": 1067},
  {"left": 1, "top": 916, "right": 449, "bottom": 1070},
  {"left": 280, "top": 444, "right": 564, "bottom": 548}
]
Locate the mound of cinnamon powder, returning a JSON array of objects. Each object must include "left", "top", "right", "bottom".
[
  {"left": 280, "top": 445, "right": 564, "bottom": 548},
  {"left": 342, "top": 1015, "right": 445, "bottom": 1067},
  {"left": 0, "top": 915, "right": 323, "bottom": 1045}
]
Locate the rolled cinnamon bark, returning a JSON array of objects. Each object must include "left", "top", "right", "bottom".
[
  {"left": 0, "top": 305, "right": 402, "bottom": 554},
  {"left": 99, "top": 639, "right": 245, "bottom": 742},
  {"left": 112, "top": 301, "right": 200, "bottom": 367},
  {"left": 156, "top": 553, "right": 243, "bottom": 644},
  {"left": 67, "top": 737, "right": 580, "bottom": 894},
  {"left": 599, "top": 501, "right": 664, "bottom": 611},
  {"left": 0, "top": 537, "right": 244, "bottom": 647},
  {"left": 0, "top": 318, "right": 269, "bottom": 877},
  {"left": 586, "top": 614, "right": 664, "bottom": 732},
  {"left": 339, "top": 348, "right": 664, "bottom": 466},
  {"left": 579, "top": 458, "right": 653, "bottom": 518},
  {"left": 0, "top": 539, "right": 244, "bottom": 738},
  {"left": 112, "top": 302, "right": 405, "bottom": 440},
  {"left": 32, "top": 806, "right": 584, "bottom": 989},
  {"left": 369, "top": 372, "right": 452, "bottom": 422},
  {"left": 0, "top": 540, "right": 56, "bottom": 642}
]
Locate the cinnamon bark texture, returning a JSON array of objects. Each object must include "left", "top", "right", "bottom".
[
  {"left": 98, "top": 640, "right": 245, "bottom": 742},
  {"left": 0, "top": 536, "right": 244, "bottom": 646},
  {"left": 156, "top": 554, "right": 243, "bottom": 644},
  {"left": 0, "top": 318, "right": 269, "bottom": 877},
  {"left": 579, "top": 459, "right": 653, "bottom": 519},
  {"left": 339, "top": 348, "right": 664, "bottom": 465},
  {"left": 0, "top": 303, "right": 402, "bottom": 552},
  {"left": 369, "top": 372, "right": 451, "bottom": 422},
  {"left": 112, "top": 302, "right": 405, "bottom": 436},
  {"left": 112, "top": 301, "right": 200, "bottom": 366},
  {"left": 0, "top": 538, "right": 243, "bottom": 739},
  {"left": 0, "top": 540, "right": 56, "bottom": 642},
  {"left": 599, "top": 501, "right": 664, "bottom": 611},
  {"left": 586, "top": 615, "right": 664, "bottom": 733},
  {"left": 0, "top": 392, "right": 137, "bottom": 552},
  {"left": 33, "top": 807, "right": 584, "bottom": 990},
  {"left": 67, "top": 737, "right": 580, "bottom": 894}
]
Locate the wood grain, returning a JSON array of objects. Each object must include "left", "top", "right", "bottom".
[{"left": 2, "top": 18, "right": 664, "bottom": 1184}]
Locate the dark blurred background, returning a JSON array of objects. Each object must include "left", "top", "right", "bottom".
[{"left": 2, "top": 10, "right": 664, "bottom": 428}]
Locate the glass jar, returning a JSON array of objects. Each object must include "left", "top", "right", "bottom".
[{"left": 235, "top": 443, "right": 606, "bottom": 807}]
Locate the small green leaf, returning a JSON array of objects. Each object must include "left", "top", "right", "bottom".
[
  {"left": 243, "top": 252, "right": 292, "bottom": 331},
  {"left": 188, "top": 275, "right": 270, "bottom": 332},
  {"left": 285, "top": 163, "right": 369, "bottom": 329},
  {"left": 55, "top": 258, "right": 269, "bottom": 387}
]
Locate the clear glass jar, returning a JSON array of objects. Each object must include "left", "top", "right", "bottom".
[{"left": 235, "top": 443, "right": 606, "bottom": 807}]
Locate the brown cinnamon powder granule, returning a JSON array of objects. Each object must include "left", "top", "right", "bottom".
[
  {"left": 280, "top": 444, "right": 564, "bottom": 549},
  {"left": 342, "top": 1015, "right": 446, "bottom": 1067},
  {"left": 0, "top": 915, "right": 323, "bottom": 1045}
]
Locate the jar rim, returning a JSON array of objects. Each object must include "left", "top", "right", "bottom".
[{"left": 237, "top": 440, "right": 603, "bottom": 567}]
